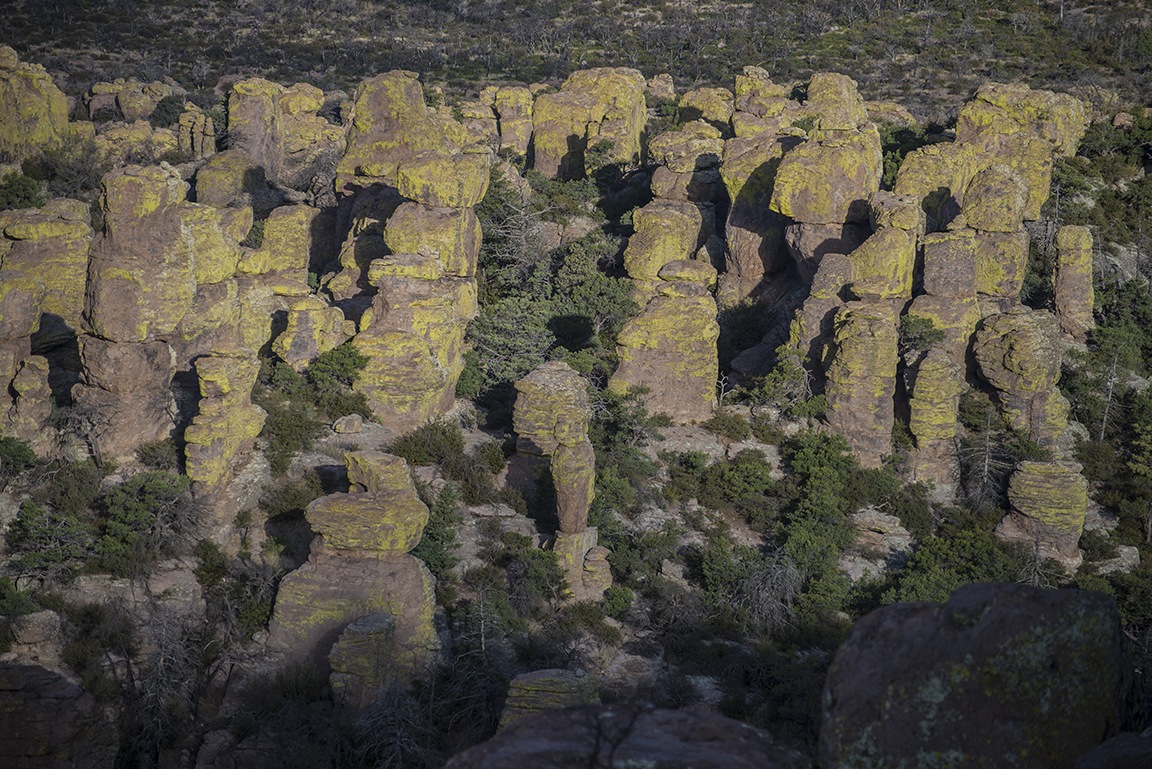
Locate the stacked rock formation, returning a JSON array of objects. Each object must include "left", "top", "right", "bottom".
[
  {"left": 821, "top": 582, "right": 1135, "bottom": 767},
  {"left": 267, "top": 451, "right": 439, "bottom": 689},
  {"left": 227, "top": 78, "right": 347, "bottom": 189},
  {"left": 997, "top": 460, "right": 1089, "bottom": 572},
  {"left": 0, "top": 268, "right": 49, "bottom": 454},
  {"left": 0, "top": 47, "right": 69, "bottom": 163},
  {"left": 183, "top": 349, "right": 266, "bottom": 490},
  {"left": 513, "top": 362, "right": 610, "bottom": 601},
  {"left": 771, "top": 73, "right": 882, "bottom": 284},
  {"left": 531, "top": 68, "right": 646, "bottom": 180},
  {"left": 83, "top": 78, "right": 173, "bottom": 122},
  {"left": 350, "top": 146, "right": 490, "bottom": 431}
]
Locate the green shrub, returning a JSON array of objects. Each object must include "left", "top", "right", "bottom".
[
  {"left": 388, "top": 418, "right": 466, "bottom": 467},
  {"left": 0, "top": 577, "right": 37, "bottom": 617},
  {"left": 0, "top": 434, "right": 37, "bottom": 481},
  {"left": 702, "top": 409, "right": 752, "bottom": 441},
  {"left": 601, "top": 585, "right": 633, "bottom": 620},
  {"left": 7, "top": 500, "right": 94, "bottom": 580},
  {"left": 0, "top": 171, "right": 45, "bottom": 210},
  {"left": 33, "top": 460, "right": 103, "bottom": 517},
  {"left": 22, "top": 135, "right": 114, "bottom": 202},
  {"left": 751, "top": 416, "right": 785, "bottom": 445},
  {"left": 258, "top": 470, "right": 324, "bottom": 521},
  {"left": 149, "top": 94, "right": 186, "bottom": 128},
  {"left": 412, "top": 484, "right": 463, "bottom": 581},
  {"left": 560, "top": 600, "right": 622, "bottom": 644},
  {"left": 136, "top": 437, "right": 182, "bottom": 471},
  {"left": 476, "top": 439, "right": 506, "bottom": 474},
  {"left": 193, "top": 540, "right": 229, "bottom": 589},
  {"left": 1080, "top": 529, "right": 1120, "bottom": 564},
  {"left": 95, "top": 471, "right": 196, "bottom": 577},
  {"left": 240, "top": 217, "right": 266, "bottom": 248}
]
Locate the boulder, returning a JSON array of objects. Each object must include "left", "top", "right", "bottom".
[
  {"left": 335, "top": 71, "right": 453, "bottom": 194},
  {"left": 999, "top": 460, "right": 1089, "bottom": 572},
  {"left": 622, "top": 199, "right": 706, "bottom": 281},
  {"left": 306, "top": 488, "right": 429, "bottom": 554},
  {"left": 770, "top": 126, "right": 882, "bottom": 225},
  {"left": 733, "top": 66, "right": 790, "bottom": 118},
  {"left": 907, "top": 348, "right": 966, "bottom": 444},
  {"left": 498, "top": 669, "right": 601, "bottom": 730},
  {"left": 649, "top": 122, "right": 725, "bottom": 173},
  {"left": 270, "top": 295, "right": 346, "bottom": 371},
  {"left": 894, "top": 141, "right": 986, "bottom": 231},
  {"left": 805, "top": 72, "right": 868, "bottom": 131},
  {"left": 956, "top": 82, "right": 1088, "bottom": 158},
  {"left": 344, "top": 451, "right": 411, "bottom": 494},
  {"left": 922, "top": 228, "right": 977, "bottom": 298},
  {"left": 397, "top": 150, "right": 491, "bottom": 209},
  {"left": 963, "top": 165, "right": 1029, "bottom": 232},
  {"left": 846, "top": 226, "right": 916, "bottom": 299},
  {"left": 973, "top": 309, "right": 1067, "bottom": 443},
  {"left": 0, "top": 199, "right": 93, "bottom": 343},
  {"left": 679, "top": 87, "right": 734, "bottom": 133},
  {"left": 447, "top": 704, "right": 811, "bottom": 769},
  {"left": 783, "top": 221, "right": 871, "bottom": 284},
  {"left": 513, "top": 360, "right": 592, "bottom": 459},
  {"left": 820, "top": 582, "right": 1136, "bottom": 768},
  {"left": 383, "top": 202, "right": 482, "bottom": 279},
  {"left": 0, "top": 47, "right": 69, "bottom": 163}
]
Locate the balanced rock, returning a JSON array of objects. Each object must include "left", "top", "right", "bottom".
[
  {"left": 770, "top": 125, "right": 882, "bottom": 225},
  {"left": 999, "top": 460, "right": 1089, "bottom": 572},
  {"left": 820, "top": 582, "right": 1135, "bottom": 768},
  {"left": 184, "top": 351, "right": 266, "bottom": 490},
  {"left": 956, "top": 81, "right": 1088, "bottom": 158},
  {"left": 495, "top": 86, "right": 533, "bottom": 156}
]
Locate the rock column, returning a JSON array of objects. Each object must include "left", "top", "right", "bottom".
[{"left": 513, "top": 361, "right": 609, "bottom": 601}]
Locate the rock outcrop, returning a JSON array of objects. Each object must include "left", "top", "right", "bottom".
[
  {"left": 0, "top": 47, "right": 69, "bottom": 163},
  {"left": 228, "top": 78, "right": 346, "bottom": 189},
  {"left": 531, "top": 68, "right": 646, "bottom": 179},
  {"left": 1055, "top": 225, "right": 1094, "bottom": 341},
  {"left": 498, "top": 669, "right": 601, "bottom": 730},
  {"left": 821, "top": 582, "right": 1138, "bottom": 768}
]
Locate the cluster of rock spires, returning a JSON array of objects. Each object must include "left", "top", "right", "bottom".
[{"left": 0, "top": 43, "right": 1136, "bottom": 766}]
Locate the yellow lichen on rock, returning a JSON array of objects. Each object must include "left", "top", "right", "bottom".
[
  {"left": 956, "top": 82, "right": 1088, "bottom": 158},
  {"left": 307, "top": 489, "right": 429, "bottom": 554},
  {"left": 384, "top": 202, "right": 482, "bottom": 278},
  {"left": 770, "top": 126, "right": 882, "bottom": 224},
  {"left": 184, "top": 351, "right": 266, "bottom": 488},
  {"left": 1054, "top": 225, "right": 1094, "bottom": 340},
  {"left": 271, "top": 295, "right": 347, "bottom": 372},
  {"left": 679, "top": 87, "right": 734, "bottom": 132},
  {"left": 622, "top": 200, "right": 705, "bottom": 281},
  {"left": 805, "top": 72, "right": 868, "bottom": 131},
  {"left": 847, "top": 227, "right": 916, "bottom": 299},
  {"left": 0, "top": 46, "right": 68, "bottom": 163},
  {"left": 908, "top": 349, "right": 966, "bottom": 443},
  {"left": 397, "top": 150, "right": 491, "bottom": 209}
]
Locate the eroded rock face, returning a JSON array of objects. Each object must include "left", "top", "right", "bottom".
[
  {"left": 447, "top": 704, "right": 812, "bottom": 769},
  {"left": 820, "top": 582, "right": 1136, "bottom": 769},
  {"left": 823, "top": 302, "right": 898, "bottom": 468},
  {"left": 1055, "top": 225, "right": 1095, "bottom": 341},
  {"left": 0, "top": 663, "right": 118, "bottom": 769},
  {"left": 973, "top": 309, "right": 1068, "bottom": 446},
  {"left": 184, "top": 351, "right": 265, "bottom": 491}
]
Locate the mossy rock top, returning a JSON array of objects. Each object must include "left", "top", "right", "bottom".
[{"left": 307, "top": 489, "right": 429, "bottom": 554}]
